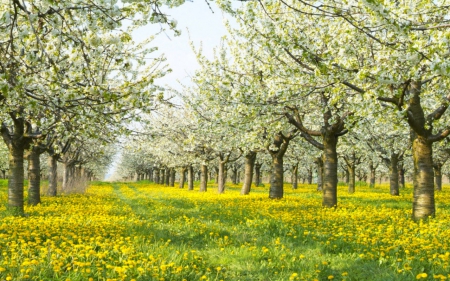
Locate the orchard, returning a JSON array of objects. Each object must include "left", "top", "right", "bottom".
[{"left": 1, "top": 0, "right": 450, "bottom": 280}]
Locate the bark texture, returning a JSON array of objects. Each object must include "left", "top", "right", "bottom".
[
  {"left": 188, "top": 165, "right": 194, "bottom": 190},
  {"left": 292, "top": 163, "right": 298, "bottom": 189},
  {"left": 254, "top": 163, "right": 262, "bottom": 187},
  {"left": 322, "top": 133, "right": 338, "bottom": 207},
  {"left": 315, "top": 157, "right": 323, "bottom": 191},
  {"left": 268, "top": 133, "right": 294, "bottom": 199},
  {"left": 27, "top": 148, "right": 41, "bottom": 205},
  {"left": 200, "top": 165, "right": 208, "bottom": 192},
  {"left": 389, "top": 154, "right": 400, "bottom": 196},
  {"left": 48, "top": 155, "right": 58, "bottom": 196},
  {"left": 240, "top": 151, "right": 256, "bottom": 195},
  {"left": 369, "top": 161, "right": 377, "bottom": 188},
  {"left": 179, "top": 167, "right": 187, "bottom": 188},
  {"left": 412, "top": 135, "right": 435, "bottom": 219},
  {"left": 1, "top": 116, "right": 32, "bottom": 215}
]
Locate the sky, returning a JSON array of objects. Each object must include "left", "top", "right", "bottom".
[
  {"left": 105, "top": 1, "right": 232, "bottom": 180},
  {"left": 133, "top": 0, "right": 233, "bottom": 92}
]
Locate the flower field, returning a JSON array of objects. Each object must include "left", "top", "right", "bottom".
[{"left": 1, "top": 181, "right": 450, "bottom": 281}]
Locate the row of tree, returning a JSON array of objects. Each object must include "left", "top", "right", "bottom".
[
  {"left": 0, "top": 0, "right": 185, "bottom": 215},
  {"left": 116, "top": 1, "right": 450, "bottom": 221}
]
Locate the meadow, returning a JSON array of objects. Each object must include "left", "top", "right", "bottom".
[{"left": 1, "top": 180, "right": 450, "bottom": 281}]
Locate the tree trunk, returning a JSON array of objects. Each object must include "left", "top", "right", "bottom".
[
  {"left": 8, "top": 143, "right": 25, "bottom": 214},
  {"left": 27, "top": 148, "right": 41, "bottom": 205},
  {"left": 292, "top": 163, "right": 298, "bottom": 189},
  {"left": 231, "top": 167, "right": 238, "bottom": 184},
  {"left": 165, "top": 168, "right": 170, "bottom": 186},
  {"left": 200, "top": 165, "right": 208, "bottom": 192},
  {"left": 188, "top": 165, "right": 194, "bottom": 190},
  {"left": 348, "top": 165, "right": 355, "bottom": 194},
  {"left": 434, "top": 165, "right": 442, "bottom": 192},
  {"left": 269, "top": 154, "right": 284, "bottom": 198},
  {"left": 218, "top": 161, "right": 226, "bottom": 194},
  {"left": 322, "top": 134, "right": 338, "bottom": 208},
  {"left": 345, "top": 168, "right": 350, "bottom": 184},
  {"left": 215, "top": 167, "right": 219, "bottom": 184},
  {"left": 412, "top": 135, "right": 435, "bottom": 220},
  {"left": 48, "top": 154, "right": 58, "bottom": 197},
  {"left": 179, "top": 167, "right": 186, "bottom": 188},
  {"left": 154, "top": 169, "right": 160, "bottom": 184},
  {"left": 240, "top": 151, "right": 256, "bottom": 195},
  {"left": 62, "top": 161, "right": 73, "bottom": 192},
  {"left": 223, "top": 166, "right": 228, "bottom": 186},
  {"left": 316, "top": 157, "right": 323, "bottom": 191},
  {"left": 160, "top": 169, "right": 165, "bottom": 184},
  {"left": 369, "top": 162, "right": 376, "bottom": 188},
  {"left": 149, "top": 168, "right": 154, "bottom": 182},
  {"left": 169, "top": 168, "right": 175, "bottom": 187},
  {"left": 268, "top": 134, "right": 292, "bottom": 199},
  {"left": 398, "top": 164, "right": 405, "bottom": 189},
  {"left": 254, "top": 163, "right": 262, "bottom": 187},
  {"left": 307, "top": 168, "right": 313, "bottom": 184},
  {"left": 389, "top": 154, "right": 400, "bottom": 196}
]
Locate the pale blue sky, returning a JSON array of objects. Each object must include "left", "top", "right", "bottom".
[
  {"left": 106, "top": 3, "right": 232, "bottom": 180},
  {"left": 133, "top": 1, "right": 232, "bottom": 91}
]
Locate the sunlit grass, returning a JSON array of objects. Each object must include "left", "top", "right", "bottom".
[{"left": 0, "top": 179, "right": 449, "bottom": 280}]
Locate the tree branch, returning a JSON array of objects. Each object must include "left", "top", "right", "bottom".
[
  {"left": 428, "top": 128, "right": 450, "bottom": 143},
  {"left": 299, "top": 132, "right": 324, "bottom": 150},
  {"left": 341, "top": 81, "right": 365, "bottom": 94}
]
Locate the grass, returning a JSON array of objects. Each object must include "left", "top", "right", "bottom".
[{"left": 0, "top": 179, "right": 449, "bottom": 280}]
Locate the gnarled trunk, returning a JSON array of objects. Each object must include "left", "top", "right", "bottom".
[
  {"left": 200, "top": 165, "right": 208, "bottom": 192},
  {"left": 165, "top": 168, "right": 170, "bottom": 186},
  {"left": 269, "top": 154, "right": 284, "bottom": 198},
  {"left": 322, "top": 134, "right": 338, "bottom": 207},
  {"left": 27, "top": 148, "right": 41, "bottom": 205},
  {"left": 434, "top": 164, "right": 442, "bottom": 192},
  {"left": 389, "top": 154, "right": 400, "bottom": 196},
  {"left": 169, "top": 168, "right": 175, "bottom": 187},
  {"left": 268, "top": 133, "right": 292, "bottom": 199},
  {"left": 48, "top": 154, "right": 58, "bottom": 196},
  {"left": 240, "top": 151, "right": 256, "bottom": 195},
  {"left": 160, "top": 169, "right": 165, "bottom": 184},
  {"left": 345, "top": 168, "right": 350, "bottom": 184},
  {"left": 154, "top": 169, "right": 160, "bottom": 184},
  {"left": 188, "top": 165, "right": 194, "bottom": 190},
  {"left": 307, "top": 168, "right": 313, "bottom": 184},
  {"left": 348, "top": 165, "right": 355, "bottom": 194},
  {"left": 412, "top": 135, "right": 434, "bottom": 219},
  {"left": 398, "top": 164, "right": 405, "bottom": 189},
  {"left": 218, "top": 161, "right": 226, "bottom": 194},
  {"left": 62, "top": 160, "right": 76, "bottom": 192},
  {"left": 316, "top": 157, "right": 323, "bottom": 191},
  {"left": 369, "top": 162, "right": 376, "bottom": 188},
  {"left": 435, "top": 166, "right": 442, "bottom": 192},
  {"left": 292, "top": 163, "right": 298, "bottom": 189},
  {"left": 231, "top": 167, "right": 238, "bottom": 184},
  {"left": 8, "top": 143, "right": 25, "bottom": 214},
  {"left": 149, "top": 168, "right": 154, "bottom": 182},
  {"left": 179, "top": 167, "right": 187, "bottom": 188},
  {"left": 254, "top": 163, "right": 262, "bottom": 187}
]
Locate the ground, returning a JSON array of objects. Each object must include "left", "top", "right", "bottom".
[{"left": 0, "top": 180, "right": 449, "bottom": 281}]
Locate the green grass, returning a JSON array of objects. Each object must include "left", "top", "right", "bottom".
[{"left": 0, "top": 180, "right": 448, "bottom": 280}]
